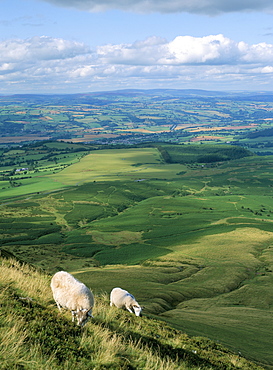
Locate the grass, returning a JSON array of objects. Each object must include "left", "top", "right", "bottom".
[
  {"left": 1, "top": 144, "right": 273, "bottom": 368},
  {"left": 162, "top": 306, "right": 273, "bottom": 368},
  {"left": 69, "top": 224, "right": 273, "bottom": 366},
  {"left": 0, "top": 176, "right": 69, "bottom": 199},
  {"left": 0, "top": 255, "right": 265, "bottom": 370},
  {"left": 50, "top": 148, "right": 185, "bottom": 185}
]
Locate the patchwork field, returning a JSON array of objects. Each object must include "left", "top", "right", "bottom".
[
  {"left": 1, "top": 89, "right": 273, "bottom": 149},
  {"left": 0, "top": 142, "right": 273, "bottom": 368}
]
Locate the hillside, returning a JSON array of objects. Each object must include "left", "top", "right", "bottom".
[
  {"left": 0, "top": 252, "right": 265, "bottom": 370},
  {"left": 1, "top": 142, "right": 273, "bottom": 368}
]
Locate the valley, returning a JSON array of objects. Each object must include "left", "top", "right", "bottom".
[{"left": 1, "top": 90, "right": 273, "bottom": 368}]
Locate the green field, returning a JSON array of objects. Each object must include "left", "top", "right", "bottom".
[
  {"left": 0, "top": 141, "right": 273, "bottom": 368},
  {"left": 50, "top": 147, "right": 167, "bottom": 184}
]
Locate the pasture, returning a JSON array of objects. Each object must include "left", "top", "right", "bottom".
[
  {"left": 49, "top": 147, "right": 184, "bottom": 184},
  {"left": 0, "top": 143, "right": 273, "bottom": 368}
]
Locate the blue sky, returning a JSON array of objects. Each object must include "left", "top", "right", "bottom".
[{"left": 0, "top": 0, "right": 273, "bottom": 93}]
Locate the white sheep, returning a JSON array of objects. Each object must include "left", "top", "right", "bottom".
[
  {"left": 51, "top": 271, "right": 94, "bottom": 327},
  {"left": 110, "top": 287, "right": 142, "bottom": 316}
]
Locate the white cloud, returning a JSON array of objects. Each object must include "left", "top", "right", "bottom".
[
  {"left": 97, "top": 35, "right": 273, "bottom": 66},
  {"left": 97, "top": 36, "right": 168, "bottom": 65},
  {"left": 0, "top": 36, "right": 89, "bottom": 63},
  {"left": 166, "top": 35, "right": 239, "bottom": 64},
  {"left": 1, "top": 34, "right": 273, "bottom": 93},
  {"left": 38, "top": 0, "right": 273, "bottom": 15},
  {"left": 0, "top": 36, "right": 91, "bottom": 83},
  {"left": 261, "top": 66, "right": 273, "bottom": 73},
  {"left": 240, "top": 42, "right": 273, "bottom": 63}
]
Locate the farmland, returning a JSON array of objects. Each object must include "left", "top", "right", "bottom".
[
  {"left": 1, "top": 89, "right": 273, "bottom": 150},
  {"left": 0, "top": 139, "right": 273, "bottom": 368},
  {"left": 1, "top": 89, "right": 273, "bottom": 368}
]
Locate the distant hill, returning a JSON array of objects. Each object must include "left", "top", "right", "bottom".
[
  {"left": 245, "top": 127, "right": 273, "bottom": 139},
  {"left": 1, "top": 88, "right": 273, "bottom": 102}
]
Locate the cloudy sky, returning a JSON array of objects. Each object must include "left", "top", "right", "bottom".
[{"left": 0, "top": 0, "right": 273, "bottom": 94}]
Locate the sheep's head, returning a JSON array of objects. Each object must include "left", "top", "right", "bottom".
[
  {"left": 133, "top": 305, "right": 142, "bottom": 317},
  {"left": 76, "top": 308, "right": 93, "bottom": 327}
]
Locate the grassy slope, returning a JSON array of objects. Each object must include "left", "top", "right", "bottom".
[
  {"left": 49, "top": 147, "right": 178, "bottom": 184},
  {"left": 0, "top": 255, "right": 265, "bottom": 370},
  {"left": 1, "top": 145, "right": 273, "bottom": 368}
]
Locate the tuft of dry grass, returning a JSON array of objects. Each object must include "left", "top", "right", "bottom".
[{"left": 0, "top": 258, "right": 52, "bottom": 305}]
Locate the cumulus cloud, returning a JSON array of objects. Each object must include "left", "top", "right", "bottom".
[
  {"left": 38, "top": 0, "right": 273, "bottom": 15},
  {"left": 1, "top": 34, "right": 273, "bottom": 93},
  {"left": 97, "top": 34, "right": 273, "bottom": 66},
  {"left": 262, "top": 66, "right": 273, "bottom": 73},
  {"left": 0, "top": 36, "right": 91, "bottom": 81},
  {"left": 97, "top": 36, "right": 169, "bottom": 65},
  {"left": 0, "top": 36, "right": 89, "bottom": 63}
]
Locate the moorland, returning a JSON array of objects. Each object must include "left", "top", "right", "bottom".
[
  {"left": 1, "top": 89, "right": 273, "bottom": 369},
  {"left": 1, "top": 256, "right": 264, "bottom": 370}
]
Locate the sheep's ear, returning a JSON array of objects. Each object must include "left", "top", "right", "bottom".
[{"left": 133, "top": 305, "right": 143, "bottom": 311}]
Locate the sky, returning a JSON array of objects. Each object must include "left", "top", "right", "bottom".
[{"left": 0, "top": 0, "right": 273, "bottom": 94}]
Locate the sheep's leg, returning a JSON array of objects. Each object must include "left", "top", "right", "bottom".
[
  {"left": 56, "top": 301, "right": 62, "bottom": 311},
  {"left": 126, "top": 306, "right": 134, "bottom": 314},
  {"left": 71, "top": 310, "right": 77, "bottom": 322}
]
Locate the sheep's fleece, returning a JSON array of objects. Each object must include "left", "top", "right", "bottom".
[
  {"left": 51, "top": 271, "right": 94, "bottom": 326},
  {"left": 110, "top": 287, "right": 142, "bottom": 316}
]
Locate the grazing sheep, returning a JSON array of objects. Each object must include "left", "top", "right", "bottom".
[
  {"left": 51, "top": 271, "right": 94, "bottom": 327},
  {"left": 110, "top": 287, "right": 142, "bottom": 316}
]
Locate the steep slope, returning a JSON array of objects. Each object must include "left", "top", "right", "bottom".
[{"left": 0, "top": 251, "right": 265, "bottom": 370}]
